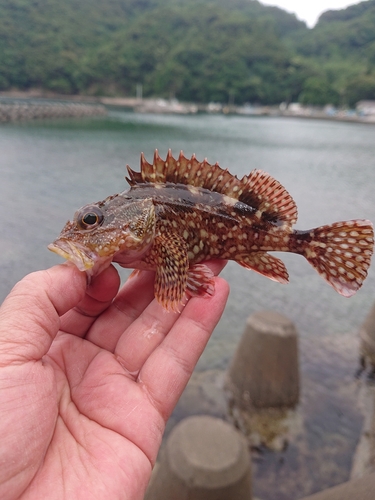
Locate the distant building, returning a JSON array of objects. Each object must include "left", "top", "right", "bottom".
[{"left": 356, "top": 100, "right": 375, "bottom": 116}]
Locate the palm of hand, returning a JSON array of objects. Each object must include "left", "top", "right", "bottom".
[{"left": 0, "top": 263, "right": 228, "bottom": 500}]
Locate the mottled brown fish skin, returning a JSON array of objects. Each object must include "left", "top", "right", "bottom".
[{"left": 49, "top": 150, "right": 374, "bottom": 310}]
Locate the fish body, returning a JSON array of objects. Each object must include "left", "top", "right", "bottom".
[{"left": 49, "top": 150, "right": 374, "bottom": 310}]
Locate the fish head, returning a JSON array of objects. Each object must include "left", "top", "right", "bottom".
[{"left": 48, "top": 195, "right": 156, "bottom": 276}]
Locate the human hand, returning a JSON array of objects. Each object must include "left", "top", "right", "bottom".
[{"left": 0, "top": 262, "right": 229, "bottom": 500}]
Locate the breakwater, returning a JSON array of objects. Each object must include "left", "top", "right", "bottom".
[{"left": 0, "top": 99, "right": 107, "bottom": 122}]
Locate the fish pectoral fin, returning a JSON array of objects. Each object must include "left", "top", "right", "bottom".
[
  {"left": 152, "top": 232, "right": 189, "bottom": 311},
  {"left": 237, "top": 252, "right": 289, "bottom": 284},
  {"left": 186, "top": 264, "right": 215, "bottom": 298},
  {"left": 128, "top": 269, "right": 142, "bottom": 280}
]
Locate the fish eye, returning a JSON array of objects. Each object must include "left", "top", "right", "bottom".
[{"left": 77, "top": 206, "right": 104, "bottom": 230}]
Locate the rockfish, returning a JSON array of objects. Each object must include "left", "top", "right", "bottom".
[{"left": 49, "top": 150, "right": 374, "bottom": 310}]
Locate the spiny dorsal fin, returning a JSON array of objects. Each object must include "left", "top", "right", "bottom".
[{"left": 126, "top": 149, "right": 298, "bottom": 226}]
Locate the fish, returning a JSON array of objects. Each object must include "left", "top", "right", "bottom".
[{"left": 48, "top": 150, "right": 374, "bottom": 310}]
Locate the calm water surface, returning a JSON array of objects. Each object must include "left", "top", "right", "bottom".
[{"left": 1, "top": 111, "right": 375, "bottom": 498}]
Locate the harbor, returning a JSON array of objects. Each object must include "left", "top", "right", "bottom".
[{"left": 1, "top": 92, "right": 375, "bottom": 125}]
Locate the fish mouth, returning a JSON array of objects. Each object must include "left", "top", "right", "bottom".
[{"left": 48, "top": 239, "right": 97, "bottom": 272}]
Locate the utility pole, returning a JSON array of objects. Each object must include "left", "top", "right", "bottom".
[{"left": 136, "top": 83, "right": 143, "bottom": 101}]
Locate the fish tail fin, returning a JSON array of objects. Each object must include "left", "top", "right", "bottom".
[{"left": 302, "top": 219, "right": 374, "bottom": 297}]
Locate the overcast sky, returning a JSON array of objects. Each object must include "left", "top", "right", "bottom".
[{"left": 260, "top": 0, "right": 362, "bottom": 27}]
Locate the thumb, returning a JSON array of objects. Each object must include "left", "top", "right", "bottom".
[{"left": 0, "top": 264, "right": 86, "bottom": 364}]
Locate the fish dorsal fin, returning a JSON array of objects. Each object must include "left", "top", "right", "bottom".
[
  {"left": 126, "top": 150, "right": 298, "bottom": 226},
  {"left": 240, "top": 169, "right": 298, "bottom": 226}
]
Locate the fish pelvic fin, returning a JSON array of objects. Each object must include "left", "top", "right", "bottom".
[
  {"left": 186, "top": 264, "right": 216, "bottom": 297},
  {"left": 302, "top": 219, "right": 374, "bottom": 297}
]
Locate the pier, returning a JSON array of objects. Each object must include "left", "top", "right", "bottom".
[{"left": 0, "top": 98, "right": 107, "bottom": 122}]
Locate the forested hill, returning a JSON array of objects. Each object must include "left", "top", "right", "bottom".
[
  {"left": 286, "top": 0, "right": 375, "bottom": 106},
  {"left": 0, "top": 0, "right": 374, "bottom": 106}
]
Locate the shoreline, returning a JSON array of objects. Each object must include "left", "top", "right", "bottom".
[{"left": 0, "top": 90, "right": 374, "bottom": 125}]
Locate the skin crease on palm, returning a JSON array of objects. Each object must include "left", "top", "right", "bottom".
[{"left": 0, "top": 260, "right": 229, "bottom": 500}]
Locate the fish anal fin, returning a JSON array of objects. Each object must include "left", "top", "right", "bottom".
[
  {"left": 186, "top": 264, "right": 215, "bottom": 298},
  {"left": 302, "top": 219, "right": 374, "bottom": 297},
  {"left": 237, "top": 252, "right": 289, "bottom": 284},
  {"left": 151, "top": 232, "right": 189, "bottom": 311}
]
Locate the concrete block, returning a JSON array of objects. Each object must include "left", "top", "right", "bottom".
[
  {"left": 226, "top": 310, "right": 299, "bottom": 409},
  {"left": 298, "top": 472, "right": 375, "bottom": 500},
  {"left": 145, "top": 415, "right": 252, "bottom": 500},
  {"left": 359, "top": 302, "right": 375, "bottom": 372}
]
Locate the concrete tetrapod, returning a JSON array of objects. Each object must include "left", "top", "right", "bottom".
[
  {"left": 226, "top": 310, "right": 299, "bottom": 409},
  {"left": 359, "top": 301, "right": 375, "bottom": 374},
  {"left": 145, "top": 415, "right": 252, "bottom": 500},
  {"left": 298, "top": 471, "right": 375, "bottom": 500}
]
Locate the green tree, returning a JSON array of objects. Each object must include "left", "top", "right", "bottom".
[
  {"left": 344, "top": 73, "right": 375, "bottom": 107},
  {"left": 299, "top": 76, "right": 340, "bottom": 106},
  {"left": 0, "top": 0, "right": 375, "bottom": 106}
]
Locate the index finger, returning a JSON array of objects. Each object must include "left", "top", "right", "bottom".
[{"left": 59, "top": 264, "right": 121, "bottom": 337}]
